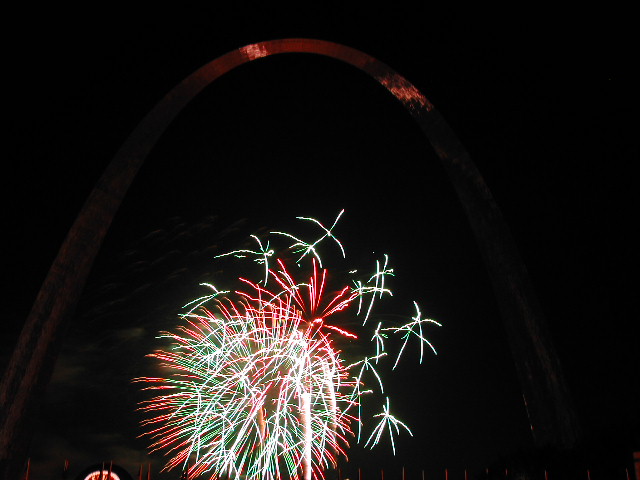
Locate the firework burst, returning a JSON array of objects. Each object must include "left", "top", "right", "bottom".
[{"left": 135, "top": 211, "right": 441, "bottom": 479}]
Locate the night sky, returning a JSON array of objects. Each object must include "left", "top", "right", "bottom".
[{"left": 2, "top": 7, "right": 637, "bottom": 480}]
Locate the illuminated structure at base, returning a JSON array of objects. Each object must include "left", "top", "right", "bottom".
[
  {"left": 74, "top": 463, "right": 133, "bottom": 480},
  {"left": 1, "top": 38, "right": 580, "bottom": 480}
]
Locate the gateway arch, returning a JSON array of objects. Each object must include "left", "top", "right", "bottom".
[{"left": 0, "top": 38, "right": 580, "bottom": 478}]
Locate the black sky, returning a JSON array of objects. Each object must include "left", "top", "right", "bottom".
[{"left": 2, "top": 6, "right": 637, "bottom": 480}]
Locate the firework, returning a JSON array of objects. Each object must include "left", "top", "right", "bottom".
[{"left": 135, "top": 211, "right": 441, "bottom": 479}]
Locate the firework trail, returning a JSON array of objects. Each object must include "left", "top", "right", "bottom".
[{"left": 136, "top": 211, "right": 441, "bottom": 479}]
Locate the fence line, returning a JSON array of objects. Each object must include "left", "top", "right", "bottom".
[
  {"left": 337, "top": 465, "right": 636, "bottom": 480},
  {"left": 18, "top": 458, "right": 640, "bottom": 479}
]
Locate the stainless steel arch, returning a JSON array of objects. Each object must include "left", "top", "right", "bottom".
[{"left": 0, "top": 38, "right": 580, "bottom": 478}]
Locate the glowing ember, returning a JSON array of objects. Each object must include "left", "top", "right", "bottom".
[{"left": 135, "top": 211, "right": 440, "bottom": 479}]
